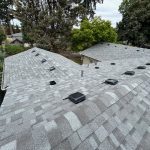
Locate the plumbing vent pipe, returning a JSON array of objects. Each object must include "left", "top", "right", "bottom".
[{"left": 81, "top": 70, "right": 84, "bottom": 77}]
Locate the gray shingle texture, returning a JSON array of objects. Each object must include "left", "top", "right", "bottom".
[
  {"left": 1, "top": 46, "right": 150, "bottom": 150},
  {"left": 80, "top": 42, "right": 150, "bottom": 61}
]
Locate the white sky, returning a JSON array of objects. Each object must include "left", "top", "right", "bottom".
[
  {"left": 95, "top": 0, "right": 123, "bottom": 27},
  {"left": 11, "top": 0, "right": 123, "bottom": 28}
]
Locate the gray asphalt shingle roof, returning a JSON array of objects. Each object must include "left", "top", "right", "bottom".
[
  {"left": 2, "top": 47, "right": 81, "bottom": 89},
  {"left": 1, "top": 47, "right": 150, "bottom": 150},
  {"left": 80, "top": 43, "right": 150, "bottom": 61}
]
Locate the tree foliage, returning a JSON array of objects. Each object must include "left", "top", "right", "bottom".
[
  {"left": 71, "top": 17, "right": 117, "bottom": 51},
  {"left": 14, "top": 0, "right": 103, "bottom": 52},
  {"left": 117, "top": 0, "right": 150, "bottom": 47},
  {"left": 0, "top": 0, "right": 13, "bottom": 23}
]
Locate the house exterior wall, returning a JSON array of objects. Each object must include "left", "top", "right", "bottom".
[{"left": 82, "top": 56, "right": 98, "bottom": 64}]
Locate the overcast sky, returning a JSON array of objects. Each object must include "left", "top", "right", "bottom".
[
  {"left": 95, "top": 0, "right": 123, "bottom": 27},
  {"left": 12, "top": 0, "right": 123, "bottom": 28}
]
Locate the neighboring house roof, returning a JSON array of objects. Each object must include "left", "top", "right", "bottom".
[
  {"left": 1, "top": 47, "right": 150, "bottom": 150},
  {"left": 80, "top": 43, "right": 150, "bottom": 61},
  {"left": 8, "top": 32, "right": 23, "bottom": 42},
  {"left": 10, "top": 38, "right": 23, "bottom": 44}
]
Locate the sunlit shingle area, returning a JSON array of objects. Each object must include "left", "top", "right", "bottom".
[{"left": 1, "top": 46, "right": 150, "bottom": 150}]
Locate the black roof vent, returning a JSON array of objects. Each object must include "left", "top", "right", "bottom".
[
  {"left": 125, "top": 47, "right": 127, "bottom": 49},
  {"left": 104, "top": 79, "right": 118, "bottom": 85},
  {"left": 137, "top": 50, "right": 140, "bottom": 52},
  {"left": 49, "top": 66, "right": 56, "bottom": 71},
  {"left": 107, "top": 43, "right": 110, "bottom": 46},
  {"left": 115, "top": 46, "right": 117, "bottom": 47},
  {"left": 49, "top": 81, "right": 56, "bottom": 85},
  {"left": 68, "top": 92, "right": 86, "bottom": 104},
  {"left": 32, "top": 50, "right": 36, "bottom": 53},
  {"left": 35, "top": 53, "right": 40, "bottom": 56},
  {"left": 111, "top": 63, "right": 116, "bottom": 65},
  {"left": 124, "top": 71, "right": 135, "bottom": 76},
  {"left": 136, "top": 66, "right": 146, "bottom": 69},
  {"left": 95, "top": 66, "right": 99, "bottom": 69},
  {"left": 146, "top": 63, "right": 150, "bottom": 65},
  {"left": 41, "top": 59, "right": 47, "bottom": 63}
]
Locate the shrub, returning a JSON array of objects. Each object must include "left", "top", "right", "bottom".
[{"left": 5, "top": 45, "right": 25, "bottom": 56}]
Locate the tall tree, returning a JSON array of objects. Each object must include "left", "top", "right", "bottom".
[
  {"left": 0, "top": 0, "right": 12, "bottom": 23},
  {"left": 0, "top": 0, "right": 13, "bottom": 35},
  {"left": 14, "top": 0, "right": 103, "bottom": 52},
  {"left": 117, "top": 0, "right": 150, "bottom": 47},
  {"left": 0, "top": 27, "right": 6, "bottom": 45}
]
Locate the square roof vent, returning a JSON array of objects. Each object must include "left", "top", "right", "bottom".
[
  {"left": 35, "top": 53, "right": 40, "bottom": 56},
  {"left": 137, "top": 50, "right": 140, "bottom": 52},
  {"left": 49, "top": 66, "right": 55, "bottom": 71},
  {"left": 32, "top": 50, "right": 36, "bottom": 53},
  {"left": 41, "top": 59, "right": 47, "bottom": 63},
  {"left": 68, "top": 92, "right": 86, "bottom": 104},
  {"left": 136, "top": 66, "right": 146, "bottom": 69},
  {"left": 49, "top": 81, "right": 56, "bottom": 85},
  {"left": 104, "top": 79, "right": 118, "bottom": 85},
  {"left": 111, "top": 63, "right": 116, "bottom": 65},
  {"left": 95, "top": 66, "right": 99, "bottom": 69},
  {"left": 146, "top": 63, "right": 150, "bottom": 65},
  {"left": 124, "top": 71, "right": 135, "bottom": 76}
]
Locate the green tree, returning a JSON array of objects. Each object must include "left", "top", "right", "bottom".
[
  {"left": 0, "top": 0, "right": 13, "bottom": 23},
  {"left": 71, "top": 17, "right": 117, "bottom": 51},
  {"left": 14, "top": 0, "right": 103, "bottom": 52},
  {"left": 0, "top": 0, "right": 14, "bottom": 36},
  {"left": 117, "top": 0, "right": 150, "bottom": 47}
]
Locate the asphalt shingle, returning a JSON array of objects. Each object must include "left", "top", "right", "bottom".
[{"left": 1, "top": 46, "right": 150, "bottom": 150}]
